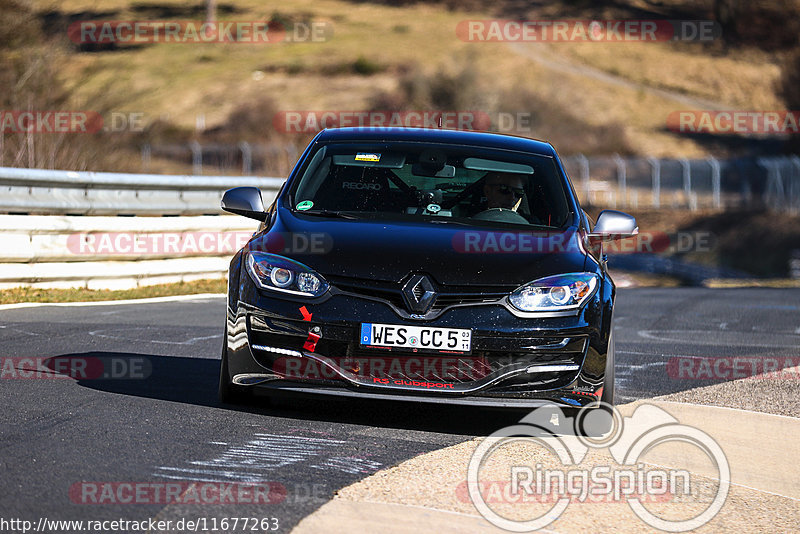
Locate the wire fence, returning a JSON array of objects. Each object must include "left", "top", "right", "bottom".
[
  {"left": 561, "top": 154, "right": 800, "bottom": 214},
  {"left": 141, "top": 143, "right": 800, "bottom": 214},
  {"left": 142, "top": 142, "right": 298, "bottom": 178}
]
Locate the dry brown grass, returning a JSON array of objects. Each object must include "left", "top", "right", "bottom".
[
  {"left": 27, "top": 0, "right": 791, "bottom": 166},
  {"left": 0, "top": 277, "right": 225, "bottom": 304}
]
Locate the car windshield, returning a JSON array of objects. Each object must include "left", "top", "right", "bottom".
[{"left": 290, "top": 141, "right": 571, "bottom": 228}]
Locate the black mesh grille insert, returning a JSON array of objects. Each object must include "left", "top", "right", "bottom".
[{"left": 328, "top": 275, "right": 511, "bottom": 311}]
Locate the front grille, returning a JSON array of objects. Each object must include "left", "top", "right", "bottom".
[
  {"left": 433, "top": 293, "right": 504, "bottom": 307},
  {"left": 248, "top": 309, "right": 587, "bottom": 393},
  {"left": 327, "top": 275, "right": 512, "bottom": 312}
]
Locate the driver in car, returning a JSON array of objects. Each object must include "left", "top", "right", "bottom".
[
  {"left": 472, "top": 171, "right": 529, "bottom": 224},
  {"left": 471, "top": 171, "right": 532, "bottom": 224},
  {"left": 483, "top": 172, "right": 526, "bottom": 210}
]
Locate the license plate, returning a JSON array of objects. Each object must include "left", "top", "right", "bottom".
[{"left": 360, "top": 323, "right": 472, "bottom": 353}]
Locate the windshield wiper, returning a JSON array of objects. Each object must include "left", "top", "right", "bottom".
[{"left": 297, "top": 209, "right": 361, "bottom": 219}]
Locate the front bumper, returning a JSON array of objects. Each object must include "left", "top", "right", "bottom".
[{"left": 225, "top": 274, "right": 612, "bottom": 408}]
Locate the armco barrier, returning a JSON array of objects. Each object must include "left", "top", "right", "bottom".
[
  {"left": 0, "top": 256, "right": 234, "bottom": 290},
  {"left": 0, "top": 166, "right": 284, "bottom": 215},
  {"left": 0, "top": 166, "right": 282, "bottom": 289},
  {"left": 0, "top": 214, "right": 260, "bottom": 290},
  {"left": 0, "top": 215, "right": 258, "bottom": 263}
]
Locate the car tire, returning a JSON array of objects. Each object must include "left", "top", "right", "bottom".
[
  {"left": 218, "top": 326, "right": 250, "bottom": 405},
  {"left": 573, "top": 332, "right": 616, "bottom": 437},
  {"left": 600, "top": 328, "right": 616, "bottom": 407}
]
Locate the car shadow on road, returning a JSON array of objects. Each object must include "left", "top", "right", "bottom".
[{"left": 46, "top": 351, "right": 548, "bottom": 437}]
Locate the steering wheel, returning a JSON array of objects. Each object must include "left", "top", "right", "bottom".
[{"left": 471, "top": 208, "right": 530, "bottom": 224}]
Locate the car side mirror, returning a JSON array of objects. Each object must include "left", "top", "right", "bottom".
[
  {"left": 221, "top": 187, "right": 266, "bottom": 221},
  {"left": 588, "top": 210, "right": 638, "bottom": 240}
]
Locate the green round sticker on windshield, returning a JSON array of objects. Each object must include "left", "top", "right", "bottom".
[{"left": 296, "top": 200, "right": 314, "bottom": 211}]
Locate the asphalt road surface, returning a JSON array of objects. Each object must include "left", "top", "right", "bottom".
[{"left": 1, "top": 288, "right": 797, "bottom": 533}]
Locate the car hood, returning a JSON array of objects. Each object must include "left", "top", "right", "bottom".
[{"left": 250, "top": 210, "right": 590, "bottom": 287}]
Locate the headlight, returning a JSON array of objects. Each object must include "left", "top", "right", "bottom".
[
  {"left": 509, "top": 273, "right": 599, "bottom": 312},
  {"left": 246, "top": 252, "right": 329, "bottom": 297}
]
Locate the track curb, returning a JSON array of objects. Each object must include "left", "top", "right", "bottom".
[{"left": 292, "top": 400, "right": 799, "bottom": 533}]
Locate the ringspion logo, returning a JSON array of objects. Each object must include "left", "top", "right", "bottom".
[{"left": 468, "top": 403, "right": 729, "bottom": 531}]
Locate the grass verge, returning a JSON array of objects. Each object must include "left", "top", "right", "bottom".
[
  {"left": 704, "top": 278, "right": 800, "bottom": 288},
  {"left": 0, "top": 278, "right": 226, "bottom": 304}
]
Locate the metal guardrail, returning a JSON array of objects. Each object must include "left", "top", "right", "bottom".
[
  {"left": 0, "top": 214, "right": 257, "bottom": 263},
  {"left": 0, "top": 214, "right": 259, "bottom": 289},
  {"left": 0, "top": 166, "right": 281, "bottom": 288},
  {"left": 0, "top": 166, "right": 285, "bottom": 215}
]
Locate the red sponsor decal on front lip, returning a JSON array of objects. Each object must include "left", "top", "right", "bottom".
[{"left": 373, "top": 377, "right": 455, "bottom": 389}]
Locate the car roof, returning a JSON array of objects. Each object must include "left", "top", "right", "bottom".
[{"left": 315, "top": 127, "right": 557, "bottom": 157}]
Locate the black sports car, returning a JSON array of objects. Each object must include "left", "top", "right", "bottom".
[{"left": 219, "top": 127, "right": 637, "bottom": 409}]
